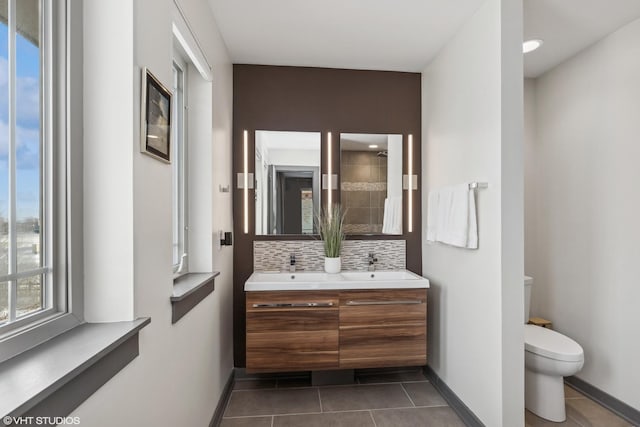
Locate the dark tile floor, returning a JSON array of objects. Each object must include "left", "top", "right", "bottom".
[
  {"left": 221, "top": 368, "right": 464, "bottom": 427},
  {"left": 221, "top": 368, "right": 635, "bottom": 427}
]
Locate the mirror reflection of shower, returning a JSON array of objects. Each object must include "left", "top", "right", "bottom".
[
  {"left": 340, "top": 133, "right": 403, "bottom": 235},
  {"left": 254, "top": 131, "right": 321, "bottom": 235}
]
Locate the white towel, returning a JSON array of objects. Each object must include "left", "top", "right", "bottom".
[
  {"left": 382, "top": 196, "right": 402, "bottom": 234},
  {"left": 426, "top": 184, "right": 478, "bottom": 249}
]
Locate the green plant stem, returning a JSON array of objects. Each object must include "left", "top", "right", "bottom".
[{"left": 315, "top": 204, "right": 346, "bottom": 257}]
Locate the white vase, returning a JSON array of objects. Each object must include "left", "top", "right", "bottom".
[{"left": 324, "top": 257, "right": 341, "bottom": 274}]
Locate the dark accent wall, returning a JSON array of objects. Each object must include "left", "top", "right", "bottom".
[{"left": 233, "top": 65, "right": 422, "bottom": 367}]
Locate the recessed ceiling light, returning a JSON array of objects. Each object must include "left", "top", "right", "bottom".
[
  {"left": 523, "top": 39, "right": 543, "bottom": 54},
  {"left": 368, "top": 144, "right": 378, "bottom": 148}
]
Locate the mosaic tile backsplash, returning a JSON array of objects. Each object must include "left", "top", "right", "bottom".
[{"left": 253, "top": 240, "right": 406, "bottom": 272}]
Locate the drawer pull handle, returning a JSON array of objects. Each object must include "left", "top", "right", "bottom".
[
  {"left": 346, "top": 300, "right": 422, "bottom": 306},
  {"left": 252, "top": 302, "right": 334, "bottom": 308}
]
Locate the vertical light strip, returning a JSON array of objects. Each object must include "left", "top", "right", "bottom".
[
  {"left": 327, "top": 131, "right": 332, "bottom": 214},
  {"left": 243, "top": 130, "right": 249, "bottom": 234},
  {"left": 408, "top": 134, "right": 413, "bottom": 233}
]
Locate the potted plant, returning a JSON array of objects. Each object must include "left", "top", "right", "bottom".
[{"left": 316, "top": 204, "right": 346, "bottom": 274}]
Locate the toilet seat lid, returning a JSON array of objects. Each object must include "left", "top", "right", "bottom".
[{"left": 525, "top": 324, "right": 584, "bottom": 362}]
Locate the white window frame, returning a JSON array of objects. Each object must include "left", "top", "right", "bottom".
[
  {"left": 172, "top": 55, "right": 188, "bottom": 276},
  {"left": 0, "top": 0, "right": 82, "bottom": 363},
  {"left": 171, "top": 7, "right": 214, "bottom": 279}
]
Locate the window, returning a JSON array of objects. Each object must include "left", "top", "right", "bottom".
[
  {"left": 172, "top": 58, "right": 188, "bottom": 275},
  {"left": 0, "top": 0, "right": 73, "bottom": 349}
]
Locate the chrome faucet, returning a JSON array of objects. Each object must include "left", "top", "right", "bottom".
[
  {"left": 367, "top": 252, "right": 378, "bottom": 271},
  {"left": 289, "top": 253, "right": 296, "bottom": 272}
]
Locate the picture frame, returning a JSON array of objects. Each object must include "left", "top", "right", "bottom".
[{"left": 141, "top": 67, "right": 172, "bottom": 163}]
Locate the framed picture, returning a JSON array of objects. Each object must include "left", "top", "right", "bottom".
[{"left": 141, "top": 67, "right": 172, "bottom": 163}]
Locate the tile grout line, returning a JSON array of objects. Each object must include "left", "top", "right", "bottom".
[
  {"left": 564, "top": 398, "right": 588, "bottom": 427},
  {"left": 234, "top": 385, "right": 315, "bottom": 392},
  {"left": 369, "top": 410, "right": 379, "bottom": 427},
  {"left": 357, "top": 380, "right": 429, "bottom": 386},
  {"left": 223, "top": 414, "right": 279, "bottom": 420},
  {"left": 224, "top": 406, "right": 445, "bottom": 419},
  {"left": 318, "top": 387, "right": 324, "bottom": 413},
  {"left": 270, "top": 415, "right": 274, "bottom": 427},
  {"left": 400, "top": 383, "right": 417, "bottom": 407},
  {"left": 220, "top": 389, "right": 235, "bottom": 419},
  {"left": 416, "top": 404, "right": 449, "bottom": 408}
]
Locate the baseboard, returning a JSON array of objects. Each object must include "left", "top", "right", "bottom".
[
  {"left": 565, "top": 376, "right": 640, "bottom": 426},
  {"left": 423, "top": 366, "right": 484, "bottom": 427},
  {"left": 209, "top": 368, "right": 235, "bottom": 427}
]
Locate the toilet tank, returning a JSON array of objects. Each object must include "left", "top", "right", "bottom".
[{"left": 524, "top": 276, "right": 533, "bottom": 324}]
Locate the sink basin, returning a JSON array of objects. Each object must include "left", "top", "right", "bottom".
[{"left": 245, "top": 270, "right": 429, "bottom": 291}]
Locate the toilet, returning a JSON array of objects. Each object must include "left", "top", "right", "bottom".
[{"left": 524, "top": 276, "right": 584, "bottom": 422}]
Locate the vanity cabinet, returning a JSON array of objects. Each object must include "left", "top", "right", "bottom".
[
  {"left": 246, "top": 288, "right": 426, "bottom": 373},
  {"left": 246, "top": 291, "right": 339, "bottom": 372}
]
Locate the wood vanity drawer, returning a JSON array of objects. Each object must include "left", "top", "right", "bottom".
[
  {"left": 247, "top": 310, "right": 338, "bottom": 332},
  {"left": 339, "top": 289, "right": 426, "bottom": 328},
  {"left": 246, "top": 330, "right": 339, "bottom": 372},
  {"left": 247, "top": 291, "right": 339, "bottom": 311},
  {"left": 340, "top": 325, "right": 426, "bottom": 368},
  {"left": 246, "top": 291, "right": 340, "bottom": 373}
]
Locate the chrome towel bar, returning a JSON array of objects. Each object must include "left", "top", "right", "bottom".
[{"left": 469, "top": 182, "right": 488, "bottom": 189}]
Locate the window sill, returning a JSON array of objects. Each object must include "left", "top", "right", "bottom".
[
  {"left": 0, "top": 318, "right": 150, "bottom": 419},
  {"left": 171, "top": 272, "right": 219, "bottom": 323}
]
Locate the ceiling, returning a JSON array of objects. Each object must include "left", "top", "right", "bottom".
[
  {"left": 341, "top": 133, "right": 389, "bottom": 152},
  {"left": 207, "top": 0, "right": 483, "bottom": 72},
  {"left": 208, "top": 0, "right": 640, "bottom": 77},
  {"left": 524, "top": 0, "right": 640, "bottom": 77}
]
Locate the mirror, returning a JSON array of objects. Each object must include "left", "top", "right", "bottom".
[
  {"left": 255, "top": 131, "right": 321, "bottom": 235},
  {"left": 340, "top": 133, "right": 403, "bottom": 235}
]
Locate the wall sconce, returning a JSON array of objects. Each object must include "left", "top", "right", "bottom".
[
  {"left": 402, "top": 134, "right": 418, "bottom": 233},
  {"left": 237, "top": 130, "right": 254, "bottom": 234}
]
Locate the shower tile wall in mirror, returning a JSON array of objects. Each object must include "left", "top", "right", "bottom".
[
  {"left": 255, "top": 131, "right": 321, "bottom": 235},
  {"left": 340, "top": 133, "right": 403, "bottom": 235}
]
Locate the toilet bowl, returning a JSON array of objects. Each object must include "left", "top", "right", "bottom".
[{"left": 524, "top": 277, "right": 584, "bottom": 422}]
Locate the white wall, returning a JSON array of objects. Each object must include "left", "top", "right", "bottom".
[
  {"left": 187, "top": 65, "right": 214, "bottom": 270},
  {"left": 525, "top": 18, "right": 640, "bottom": 410},
  {"left": 421, "top": 0, "right": 523, "bottom": 425},
  {"left": 83, "top": 0, "right": 135, "bottom": 322},
  {"left": 523, "top": 78, "right": 536, "bottom": 284},
  {"left": 74, "top": 0, "right": 234, "bottom": 425}
]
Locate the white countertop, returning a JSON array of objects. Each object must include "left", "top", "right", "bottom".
[{"left": 244, "top": 270, "right": 430, "bottom": 291}]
